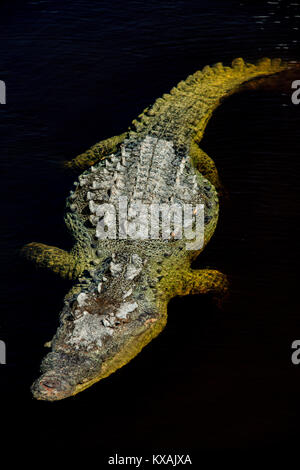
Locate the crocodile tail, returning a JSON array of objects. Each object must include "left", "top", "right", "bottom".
[{"left": 129, "top": 57, "right": 299, "bottom": 148}]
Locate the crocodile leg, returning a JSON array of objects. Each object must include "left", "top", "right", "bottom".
[
  {"left": 20, "top": 242, "right": 82, "bottom": 280},
  {"left": 179, "top": 268, "right": 229, "bottom": 302},
  {"left": 64, "top": 132, "right": 127, "bottom": 172},
  {"left": 189, "top": 141, "right": 222, "bottom": 193}
]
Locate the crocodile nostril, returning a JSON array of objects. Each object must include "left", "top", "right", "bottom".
[
  {"left": 40, "top": 377, "right": 61, "bottom": 390},
  {"left": 38, "top": 374, "right": 70, "bottom": 393},
  {"left": 41, "top": 381, "right": 55, "bottom": 390}
]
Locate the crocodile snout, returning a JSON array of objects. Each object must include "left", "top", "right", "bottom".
[{"left": 31, "top": 372, "right": 75, "bottom": 401}]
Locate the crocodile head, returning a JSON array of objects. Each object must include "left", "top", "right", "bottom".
[{"left": 31, "top": 253, "right": 166, "bottom": 401}]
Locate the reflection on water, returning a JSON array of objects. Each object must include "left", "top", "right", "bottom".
[{"left": 246, "top": 0, "right": 300, "bottom": 52}]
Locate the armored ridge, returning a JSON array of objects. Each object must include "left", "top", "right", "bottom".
[
  {"left": 128, "top": 57, "right": 289, "bottom": 148},
  {"left": 21, "top": 57, "right": 295, "bottom": 400}
]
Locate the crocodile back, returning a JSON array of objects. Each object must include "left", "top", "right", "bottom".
[{"left": 65, "top": 135, "right": 218, "bottom": 255}]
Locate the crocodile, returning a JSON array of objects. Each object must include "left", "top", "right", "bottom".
[{"left": 22, "top": 57, "right": 296, "bottom": 401}]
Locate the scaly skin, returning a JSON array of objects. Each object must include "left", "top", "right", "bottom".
[{"left": 21, "top": 57, "right": 296, "bottom": 401}]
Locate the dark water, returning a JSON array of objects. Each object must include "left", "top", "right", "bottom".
[{"left": 1, "top": 0, "right": 300, "bottom": 455}]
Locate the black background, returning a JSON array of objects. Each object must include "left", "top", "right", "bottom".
[{"left": 0, "top": 0, "right": 300, "bottom": 458}]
